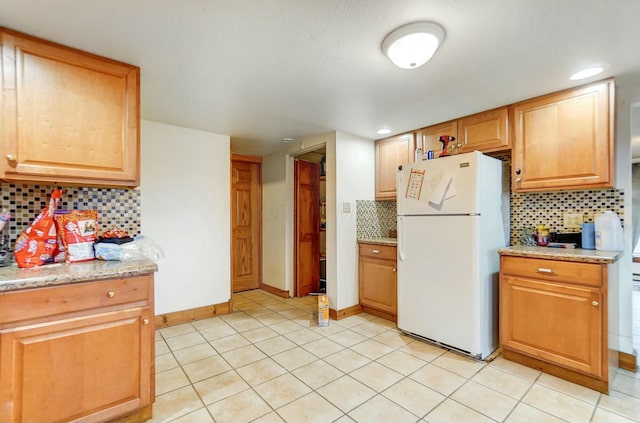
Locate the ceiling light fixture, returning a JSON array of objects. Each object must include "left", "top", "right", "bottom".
[
  {"left": 377, "top": 128, "right": 392, "bottom": 135},
  {"left": 382, "top": 21, "right": 445, "bottom": 69},
  {"left": 570, "top": 66, "right": 604, "bottom": 80},
  {"left": 282, "top": 138, "right": 293, "bottom": 143}
]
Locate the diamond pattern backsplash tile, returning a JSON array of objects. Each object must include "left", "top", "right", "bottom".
[
  {"left": 356, "top": 200, "right": 397, "bottom": 238},
  {"left": 1, "top": 182, "right": 141, "bottom": 246}
]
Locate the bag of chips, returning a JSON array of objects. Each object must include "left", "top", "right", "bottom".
[
  {"left": 14, "top": 189, "right": 64, "bottom": 268},
  {"left": 56, "top": 210, "right": 99, "bottom": 263}
]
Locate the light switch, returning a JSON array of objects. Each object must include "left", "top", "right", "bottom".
[{"left": 342, "top": 202, "right": 351, "bottom": 213}]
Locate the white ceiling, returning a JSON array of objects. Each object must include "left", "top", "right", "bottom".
[{"left": 2, "top": 0, "right": 640, "bottom": 156}]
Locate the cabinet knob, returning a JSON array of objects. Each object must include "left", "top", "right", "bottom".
[
  {"left": 372, "top": 249, "right": 380, "bottom": 254},
  {"left": 107, "top": 290, "right": 116, "bottom": 298},
  {"left": 393, "top": 268, "right": 397, "bottom": 272},
  {"left": 515, "top": 168, "right": 521, "bottom": 175},
  {"left": 592, "top": 301, "right": 599, "bottom": 307},
  {"left": 142, "top": 318, "right": 150, "bottom": 325},
  {"left": 6, "top": 154, "right": 16, "bottom": 163}
]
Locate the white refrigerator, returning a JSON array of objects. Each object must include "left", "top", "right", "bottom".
[{"left": 396, "top": 151, "right": 507, "bottom": 360}]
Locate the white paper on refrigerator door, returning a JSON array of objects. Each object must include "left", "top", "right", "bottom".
[
  {"left": 405, "top": 168, "right": 425, "bottom": 200},
  {"left": 426, "top": 171, "right": 457, "bottom": 208}
]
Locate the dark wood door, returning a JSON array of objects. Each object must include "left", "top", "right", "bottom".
[
  {"left": 294, "top": 160, "right": 320, "bottom": 297},
  {"left": 231, "top": 155, "right": 262, "bottom": 293}
]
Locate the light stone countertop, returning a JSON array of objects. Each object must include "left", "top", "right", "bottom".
[
  {"left": 498, "top": 245, "right": 621, "bottom": 264},
  {"left": 358, "top": 237, "right": 398, "bottom": 246},
  {"left": 0, "top": 259, "right": 158, "bottom": 292}
]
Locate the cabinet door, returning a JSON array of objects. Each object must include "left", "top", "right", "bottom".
[
  {"left": 458, "top": 108, "right": 509, "bottom": 153},
  {"left": 359, "top": 256, "right": 397, "bottom": 315},
  {"left": 0, "top": 307, "right": 153, "bottom": 423},
  {"left": 512, "top": 79, "right": 614, "bottom": 192},
  {"left": 500, "top": 275, "right": 602, "bottom": 377},
  {"left": 375, "top": 133, "right": 413, "bottom": 200},
  {"left": 0, "top": 29, "right": 140, "bottom": 186},
  {"left": 417, "top": 120, "right": 458, "bottom": 157}
]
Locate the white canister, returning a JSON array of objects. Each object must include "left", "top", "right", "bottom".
[{"left": 594, "top": 211, "right": 623, "bottom": 251}]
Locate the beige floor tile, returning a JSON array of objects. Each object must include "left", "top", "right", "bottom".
[
  {"left": 372, "top": 330, "right": 414, "bottom": 349},
  {"left": 284, "top": 327, "right": 324, "bottom": 346},
  {"left": 170, "top": 407, "right": 215, "bottom": 423},
  {"left": 221, "top": 311, "right": 251, "bottom": 322},
  {"left": 410, "top": 363, "right": 467, "bottom": 396},
  {"left": 148, "top": 385, "right": 204, "bottom": 423},
  {"left": 375, "top": 349, "right": 426, "bottom": 376},
  {"left": 323, "top": 349, "right": 371, "bottom": 373},
  {"left": 471, "top": 365, "right": 533, "bottom": 400},
  {"left": 156, "top": 367, "right": 191, "bottom": 395},
  {"left": 276, "top": 392, "right": 344, "bottom": 423},
  {"left": 334, "top": 315, "right": 370, "bottom": 328},
  {"left": 488, "top": 356, "right": 541, "bottom": 381},
  {"left": 252, "top": 411, "right": 286, "bottom": 423},
  {"left": 350, "top": 361, "right": 403, "bottom": 392},
  {"left": 191, "top": 316, "right": 225, "bottom": 331},
  {"left": 206, "top": 389, "right": 272, "bottom": 423},
  {"left": 165, "top": 331, "right": 206, "bottom": 351},
  {"left": 301, "top": 337, "right": 345, "bottom": 358},
  {"left": 350, "top": 339, "right": 395, "bottom": 360},
  {"left": 226, "top": 317, "right": 265, "bottom": 333},
  {"left": 160, "top": 323, "right": 196, "bottom": 339},
  {"left": 156, "top": 339, "right": 170, "bottom": 356},
  {"left": 591, "top": 407, "right": 638, "bottom": 423},
  {"left": 537, "top": 373, "right": 601, "bottom": 404},
  {"left": 612, "top": 372, "right": 640, "bottom": 398},
  {"left": 172, "top": 343, "right": 218, "bottom": 366},
  {"left": 291, "top": 360, "right": 345, "bottom": 389},
  {"left": 333, "top": 415, "right": 356, "bottom": 423},
  {"left": 308, "top": 322, "right": 346, "bottom": 336},
  {"left": 182, "top": 355, "right": 232, "bottom": 383},
  {"left": 424, "top": 398, "right": 495, "bottom": 423},
  {"left": 350, "top": 320, "right": 391, "bottom": 338},
  {"left": 348, "top": 394, "right": 418, "bottom": 423},
  {"left": 254, "top": 373, "right": 312, "bottom": 409},
  {"left": 199, "top": 323, "right": 238, "bottom": 341},
  {"left": 504, "top": 403, "right": 565, "bottom": 423},
  {"left": 522, "top": 383, "right": 595, "bottom": 422},
  {"left": 270, "top": 319, "right": 305, "bottom": 334},
  {"left": 598, "top": 389, "right": 640, "bottom": 422},
  {"left": 209, "top": 333, "right": 251, "bottom": 353},
  {"left": 254, "top": 311, "right": 288, "bottom": 325},
  {"left": 254, "top": 335, "right": 297, "bottom": 356},
  {"left": 221, "top": 344, "right": 267, "bottom": 367},
  {"left": 382, "top": 378, "right": 445, "bottom": 418},
  {"left": 241, "top": 326, "right": 279, "bottom": 343},
  {"left": 266, "top": 302, "right": 296, "bottom": 312},
  {"left": 236, "top": 357, "right": 287, "bottom": 386},
  {"left": 451, "top": 380, "right": 518, "bottom": 422},
  {"left": 616, "top": 368, "right": 640, "bottom": 380},
  {"left": 400, "top": 340, "right": 447, "bottom": 362},
  {"left": 328, "top": 329, "right": 369, "bottom": 347},
  {"left": 156, "top": 352, "right": 179, "bottom": 373},
  {"left": 370, "top": 317, "right": 397, "bottom": 328},
  {"left": 234, "top": 301, "right": 263, "bottom": 311},
  {"left": 431, "top": 351, "right": 485, "bottom": 379},
  {"left": 317, "top": 375, "right": 376, "bottom": 412},
  {"left": 193, "top": 370, "right": 249, "bottom": 405},
  {"left": 271, "top": 346, "right": 318, "bottom": 371}
]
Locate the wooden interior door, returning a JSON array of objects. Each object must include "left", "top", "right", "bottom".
[
  {"left": 294, "top": 160, "right": 320, "bottom": 297},
  {"left": 231, "top": 155, "right": 262, "bottom": 293}
]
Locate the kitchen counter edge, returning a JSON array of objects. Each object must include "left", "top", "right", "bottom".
[
  {"left": 498, "top": 245, "right": 621, "bottom": 264},
  {"left": 0, "top": 259, "right": 158, "bottom": 292},
  {"left": 358, "top": 237, "right": 398, "bottom": 246}
]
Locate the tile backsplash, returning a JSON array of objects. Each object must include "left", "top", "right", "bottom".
[
  {"left": 356, "top": 200, "right": 396, "bottom": 239},
  {"left": 1, "top": 183, "right": 141, "bottom": 245}
]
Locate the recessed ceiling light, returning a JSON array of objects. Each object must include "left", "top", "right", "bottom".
[
  {"left": 570, "top": 66, "right": 604, "bottom": 80},
  {"left": 377, "top": 128, "right": 392, "bottom": 135},
  {"left": 282, "top": 138, "right": 293, "bottom": 143},
  {"left": 382, "top": 22, "right": 445, "bottom": 69}
]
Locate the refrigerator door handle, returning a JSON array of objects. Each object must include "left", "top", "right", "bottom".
[{"left": 398, "top": 216, "right": 405, "bottom": 262}]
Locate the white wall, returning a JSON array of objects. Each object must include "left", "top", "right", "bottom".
[{"left": 140, "top": 120, "right": 231, "bottom": 315}]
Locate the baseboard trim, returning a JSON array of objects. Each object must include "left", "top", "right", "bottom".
[
  {"left": 619, "top": 351, "right": 637, "bottom": 372},
  {"left": 361, "top": 305, "right": 397, "bottom": 323},
  {"left": 329, "top": 304, "right": 362, "bottom": 320},
  {"left": 109, "top": 404, "right": 152, "bottom": 423},
  {"left": 155, "top": 300, "right": 232, "bottom": 328},
  {"left": 259, "top": 283, "right": 290, "bottom": 298}
]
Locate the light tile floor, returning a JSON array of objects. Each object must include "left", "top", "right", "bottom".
[{"left": 149, "top": 289, "right": 640, "bottom": 423}]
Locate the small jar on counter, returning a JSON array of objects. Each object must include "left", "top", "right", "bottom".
[{"left": 535, "top": 225, "right": 550, "bottom": 246}]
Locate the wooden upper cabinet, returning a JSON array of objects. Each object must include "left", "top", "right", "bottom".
[
  {"left": 512, "top": 79, "right": 614, "bottom": 192},
  {"left": 458, "top": 107, "right": 510, "bottom": 153},
  {"left": 0, "top": 28, "right": 140, "bottom": 186},
  {"left": 375, "top": 132, "right": 413, "bottom": 200},
  {"left": 416, "top": 120, "right": 458, "bottom": 157}
]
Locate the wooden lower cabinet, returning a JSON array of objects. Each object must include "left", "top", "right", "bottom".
[
  {"left": 499, "top": 255, "right": 609, "bottom": 392},
  {"left": 358, "top": 243, "right": 397, "bottom": 321},
  {"left": 0, "top": 275, "right": 154, "bottom": 423}
]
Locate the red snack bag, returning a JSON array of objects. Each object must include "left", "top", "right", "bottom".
[
  {"left": 56, "top": 210, "right": 98, "bottom": 263},
  {"left": 14, "top": 189, "right": 65, "bottom": 268}
]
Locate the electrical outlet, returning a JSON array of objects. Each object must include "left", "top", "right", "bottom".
[{"left": 564, "top": 213, "right": 584, "bottom": 229}]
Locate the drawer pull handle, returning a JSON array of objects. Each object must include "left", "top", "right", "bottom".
[
  {"left": 107, "top": 290, "right": 116, "bottom": 298},
  {"left": 592, "top": 301, "right": 599, "bottom": 307},
  {"left": 372, "top": 249, "right": 380, "bottom": 254},
  {"left": 536, "top": 268, "right": 555, "bottom": 274},
  {"left": 142, "top": 318, "right": 150, "bottom": 325}
]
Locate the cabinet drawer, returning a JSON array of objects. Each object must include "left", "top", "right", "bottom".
[
  {"left": 359, "top": 244, "right": 397, "bottom": 261},
  {"left": 0, "top": 275, "right": 151, "bottom": 324},
  {"left": 500, "top": 256, "right": 602, "bottom": 287}
]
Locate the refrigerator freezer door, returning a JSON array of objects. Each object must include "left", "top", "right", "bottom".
[{"left": 397, "top": 214, "right": 491, "bottom": 358}]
